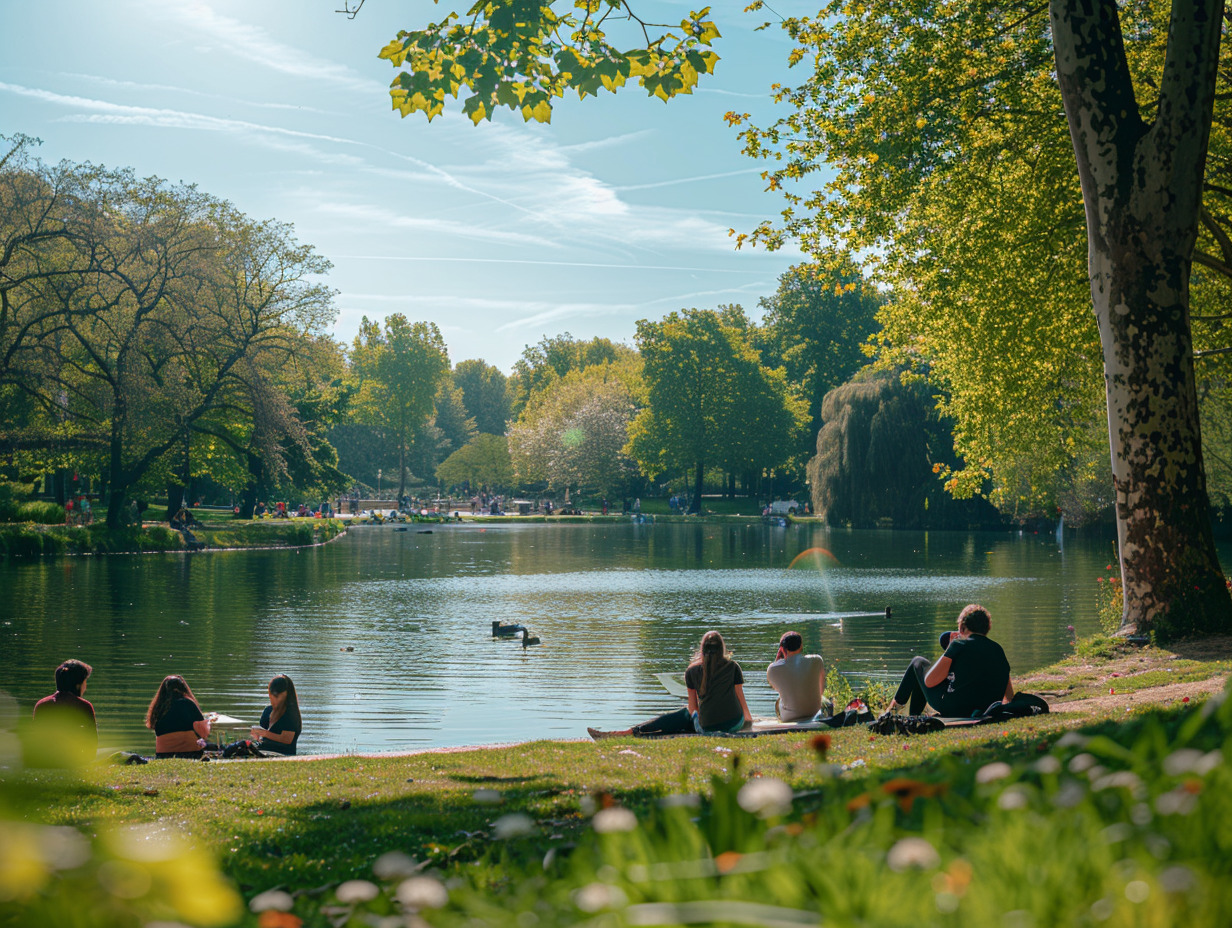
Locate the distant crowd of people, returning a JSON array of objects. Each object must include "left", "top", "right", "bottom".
[{"left": 29, "top": 660, "right": 302, "bottom": 765}]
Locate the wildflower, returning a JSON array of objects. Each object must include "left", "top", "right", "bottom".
[
  {"left": 931, "top": 858, "right": 973, "bottom": 896},
  {"left": 846, "top": 792, "right": 872, "bottom": 813},
  {"left": 335, "top": 880, "right": 379, "bottom": 904},
  {"left": 492, "top": 814, "right": 535, "bottom": 839},
  {"left": 887, "top": 837, "right": 940, "bottom": 871},
  {"left": 593, "top": 808, "right": 637, "bottom": 833},
  {"left": 975, "top": 762, "right": 1012, "bottom": 784},
  {"left": 1159, "top": 865, "right": 1196, "bottom": 894},
  {"left": 372, "top": 851, "right": 420, "bottom": 881},
  {"left": 574, "top": 882, "right": 627, "bottom": 913},
  {"left": 1125, "top": 881, "right": 1150, "bottom": 903},
  {"left": 810, "top": 733, "right": 832, "bottom": 758},
  {"left": 880, "top": 778, "right": 945, "bottom": 813},
  {"left": 250, "top": 890, "right": 295, "bottom": 913},
  {"left": 258, "top": 913, "right": 302, "bottom": 928},
  {"left": 997, "top": 786, "right": 1030, "bottom": 810},
  {"left": 715, "top": 851, "right": 742, "bottom": 874},
  {"left": 396, "top": 876, "right": 448, "bottom": 909},
  {"left": 1032, "top": 756, "right": 1061, "bottom": 775},
  {"left": 737, "top": 777, "right": 793, "bottom": 818}
]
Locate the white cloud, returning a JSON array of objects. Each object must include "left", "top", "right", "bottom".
[
  {"left": 159, "top": 1, "right": 386, "bottom": 96},
  {"left": 308, "top": 200, "right": 560, "bottom": 249}
]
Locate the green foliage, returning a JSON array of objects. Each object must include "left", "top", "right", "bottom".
[
  {"left": 453, "top": 359, "right": 511, "bottom": 435},
  {"left": 350, "top": 314, "right": 451, "bottom": 497},
  {"left": 379, "top": 3, "right": 720, "bottom": 124},
  {"left": 809, "top": 367, "right": 995, "bottom": 528},
  {"left": 436, "top": 433, "right": 513, "bottom": 491},
  {"left": 628, "top": 307, "right": 808, "bottom": 496},
  {"left": 757, "top": 259, "right": 883, "bottom": 444},
  {"left": 508, "top": 363, "right": 640, "bottom": 495},
  {"left": 1096, "top": 558, "right": 1125, "bottom": 636},
  {"left": 508, "top": 333, "right": 639, "bottom": 419}
]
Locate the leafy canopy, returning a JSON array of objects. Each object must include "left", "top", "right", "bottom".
[{"left": 379, "top": 2, "right": 720, "bottom": 124}]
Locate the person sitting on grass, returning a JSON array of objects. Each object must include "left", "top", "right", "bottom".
[
  {"left": 146, "top": 675, "right": 213, "bottom": 759},
  {"left": 884, "top": 604, "right": 1013, "bottom": 719},
  {"left": 30, "top": 659, "right": 97, "bottom": 766},
  {"left": 766, "top": 631, "right": 827, "bottom": 722},
  {"left": 590, "top": 630, "right": 752, "bottom": 738},
  {"left": 248, "top": 674, "right": 302, "bottom": 756}
]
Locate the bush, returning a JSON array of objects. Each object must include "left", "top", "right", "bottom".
[{"left": 17, "top": 501, "right": 69, "bottom": 524}]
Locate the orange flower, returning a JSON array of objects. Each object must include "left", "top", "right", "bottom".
[
  {"left": 259, "top": 913, "right": 302, "bottom": 928},
  {"left": 931, "top": 858, "right": 974, "bottom": 897},
  {"left": 715, "top": 851, "right": 742, "bottom": 874},
  {"left": 810, "top": 733, "right": 832, "bottom": 758},
  {"left": 880, "top": 778, "right": 946, "bottom": 813},
  {"left": 846, "top": 792, "right": 873, "bottom": 813}
]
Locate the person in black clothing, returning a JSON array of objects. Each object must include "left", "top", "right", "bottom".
[
  {"left": 887, "top": 604, "right": 1014, "bottom": 718},
  {"left": 249, "top": 674, "right": 302, "bottom": 755},
  {"left": 145, "top": 675, "right": 212, "bottom": 759}
]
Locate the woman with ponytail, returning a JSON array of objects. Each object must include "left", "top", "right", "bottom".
[{"left": 589, "top": 630, "right": 751, "bottom": 738}]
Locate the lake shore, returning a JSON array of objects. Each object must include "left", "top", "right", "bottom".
[{"left": 6, "top": 632, "right": 1230, "bottom": 927}]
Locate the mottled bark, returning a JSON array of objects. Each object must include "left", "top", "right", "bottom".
[{"left": 1051, "top": 0, "right": 1232, "bottom": 636}]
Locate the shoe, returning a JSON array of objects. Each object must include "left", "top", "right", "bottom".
[{"left": 587, "top": 727, "right": 632, "bottom": 740}]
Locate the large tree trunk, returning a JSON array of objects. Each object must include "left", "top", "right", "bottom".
[{"left": 1051, "top": 0, "right": 1231, "bottom": 637}]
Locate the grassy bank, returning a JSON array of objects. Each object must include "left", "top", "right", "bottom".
[
  {"left": 0, "top": 519, "right": 347, "bottom": 558},
  {"left": 3, "top": 637, "right": 1230, "bottom": 927}
]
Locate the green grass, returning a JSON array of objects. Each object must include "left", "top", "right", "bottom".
[{"left": 4, "top": 639, "right": 1230, "bottom": 928}]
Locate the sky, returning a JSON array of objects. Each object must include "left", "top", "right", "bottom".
[{"left": 1, "top": 1, "right": 810, "bottom": 372}]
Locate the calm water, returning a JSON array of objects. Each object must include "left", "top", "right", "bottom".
[{"left": 0, "top": 522, "right": 1170, "bottom": 754}]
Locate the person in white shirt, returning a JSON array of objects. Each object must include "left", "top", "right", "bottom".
[{"left": 766, "top": 631, "right": 827, "bottom": 721}]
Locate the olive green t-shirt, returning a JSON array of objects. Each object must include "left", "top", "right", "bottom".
[{"left": 685, "top": 660, "right": 744, "bottom": 730}]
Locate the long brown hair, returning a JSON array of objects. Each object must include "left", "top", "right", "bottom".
[
  {"left": 144, "top": 675, "right": 199, "bottom": 729},
  {"left": 268, "top": 674, "right": 302, "bottom": 730},
  {"left": 688, "top": 630, "right": 732, "bottom": 697}
]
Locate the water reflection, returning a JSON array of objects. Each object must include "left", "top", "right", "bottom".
[{"left": 0, "top": 522, "right": 1171, "bottom": 754}]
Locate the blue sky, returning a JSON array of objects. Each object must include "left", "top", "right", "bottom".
[{"left": 1, "top": 1, "right": 809, "bottom": 372}]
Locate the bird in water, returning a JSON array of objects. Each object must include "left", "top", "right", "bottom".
[
  {"left": 492, "top": 621, "right": 525, "bottom": 638},
  {"left": 521, "top": 628, "right": 541, "bottom": 648}
]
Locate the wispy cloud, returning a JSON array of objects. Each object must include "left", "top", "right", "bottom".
[
  {"left": 161, "top": 1, "right": 386, "bottom": 96},
  {"left": 309, "top": 201, "right": 559, "bottom": 248},
  {"left": 329, "top": 255, "right": 772, "bottom": 273},
  {"left": 614, "top": 168, "right": 763, "bottom": 192},
  {"left": 56, "top": 71, "right": 333, "bottom": 113}
]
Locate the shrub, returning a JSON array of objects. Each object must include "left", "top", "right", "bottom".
[{"left": 18, "top": 501, "right": 70, "bottom": 524}]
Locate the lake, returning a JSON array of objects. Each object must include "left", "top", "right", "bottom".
[{"left": 0, "top": 521, "right": 1145, "bottom": 754}]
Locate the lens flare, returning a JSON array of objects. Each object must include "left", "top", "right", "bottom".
[{"left": 788, "top": 547, "right": 840, "bottom": 571}]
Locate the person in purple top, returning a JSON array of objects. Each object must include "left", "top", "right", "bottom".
[{"left": 31, "top": 659, "right": 97, "bottom": 765}]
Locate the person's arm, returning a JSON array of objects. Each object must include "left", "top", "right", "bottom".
[
  {"left": 250, "top": 727, "right": 295, "bottom": 744},
  {"left": 192, "top": 717, "right": 212, "bottom": 739},
  {"left": 1002, "top": 677, "right": 1015, "bottom": 703},
  {"left": 687, "top": 688, "right": 699, "bottom": 715},
  {"left": 817, "top": 659, "right": 827, "bottom": 699},
  {"left": 923, "top": 655, "right": 952, "bottom": 688},
  {"left": 734, "top": 684, "right": 752, "bottom": 724}
]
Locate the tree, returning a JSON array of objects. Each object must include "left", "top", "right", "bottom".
[
  {"left": 437, "top": 433, "right": 512, "bottom": 491},
  {"left": 810, "top": 368, "right": 998, "bottom": 529},
  {"left": 349, "top": 315, "right": 450, "bottom": 499},
  {"left": 507, "top": 363, "right": 638, "bottom": 496},
  {"left": 757, "top": 260, "right": 883, "bottom": 449},
  {"left": 627, "top": 307, "right": 805, "bottom": 511},
  {"left": 508, "top": 333, "right": 637, "bottom": 418},
  {"left": 453, "top": 359, "right": 511, "bottom": 435},
  {"left": 729, "top": 1, "right": 1232, "bottom": 637}
]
